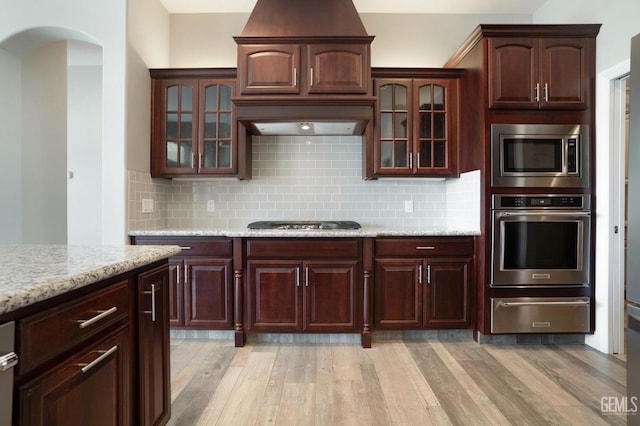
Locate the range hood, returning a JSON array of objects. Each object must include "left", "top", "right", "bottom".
[{"left": 232, "top": 0, "right": 375, "bottom": 136}]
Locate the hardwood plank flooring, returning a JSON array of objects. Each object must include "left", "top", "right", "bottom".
[{"left": 167, "top": 338, "right": 628, "bottom": 426}]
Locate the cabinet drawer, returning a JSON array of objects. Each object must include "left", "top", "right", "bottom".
[
  {"left": 246, "top": 239, "right": 360, "bottom": 259},
  {"left": 375, "top": 237, "right": 473, "bottom": 257},
  {"left": 133, "top": 237, "right": 232, "bottom": 257},
  {"left": 17, "top": 280, "right": 130, "bottom": 375}
]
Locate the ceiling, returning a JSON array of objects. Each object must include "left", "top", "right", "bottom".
[{"left": 159, "top": 0, "right": 550, "bottom": 15}]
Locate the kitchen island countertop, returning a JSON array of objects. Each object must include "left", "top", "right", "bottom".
[
  {"left": 0, "top": 245, "right": 182, "bottom": 316},
  {"left": 128, "top": 226, "right": 480, "bottom": 238}
]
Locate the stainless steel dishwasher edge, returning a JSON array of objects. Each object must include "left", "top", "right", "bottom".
[{"left": 0, "top": 321, "right": 18, "bottom": 426}]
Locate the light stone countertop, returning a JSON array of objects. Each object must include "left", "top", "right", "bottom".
[
  {"left": 129, "top": 226, "right": 480, "bottom": 238},
  {"left": 0, "top": 245, "right": 182, "bottom": 316}
]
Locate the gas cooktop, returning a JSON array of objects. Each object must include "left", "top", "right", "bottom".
[{"left": 247, "top": 221, "right": 361, "bottom": 230}]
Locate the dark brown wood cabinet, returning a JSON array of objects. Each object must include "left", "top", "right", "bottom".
[
  {"left": 9, "top": 260, "right": 173, "bottom": 426},
  {"left": 131, "top": 237, "right": 234, "bottom": 330},
  {"left": 488, "top": 36, "right": 593, "bottom": 110},
  {"left": 245, "top": 239, "right": 361, "bottom": 334},
  {"left": 373, "top": 237, "right": 473, "bottom": 329},
  {"left": 137, "top": 265, "right": 171, "bottom": 426},
  {"left": 150, "top": 69, "right": 250, "bottom": 179},
  {"left": 237, "top": 43, "right": 370, "bottom": 95},
  {"left": 368, "top": 69, "right": 462, "bottom": 178},
  {"left": 17, "top": 327, "right": 131, "bottom": 426}
]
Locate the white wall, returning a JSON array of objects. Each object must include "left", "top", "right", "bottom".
[
  {"left": 21, "top": 42, "right": 67, "bottom": 244},
  {"left": 127, "top": 0, "right": 171, "bottom": 174},
  {"left": 0, "top": 0, "right": 128, "bottom": 244},
  {"left": 67, "top": 41, "right": 103, "bottom": 245},
  {"left": 167, "top": 13, "right": 533, "bottom": 68},
  {"left": 0, "top": 49, "right": 22, "bottom": 244},
  {"left": 534, "top": 0, "right": 640, "bottom": 353}
]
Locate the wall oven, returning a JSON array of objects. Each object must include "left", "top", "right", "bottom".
[
  {"left": 491, "top": 194, "right": 591, "bottom": 288},
  {"left": 491, "top": 123, "right": 589, "bottom": 188}
]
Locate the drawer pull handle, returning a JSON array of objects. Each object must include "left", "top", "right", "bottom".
[
  {"left": 77, "top": 345, "right": 118, "bottom": 373},
  {"left": 416, "top": 246, "right": 436, "bottom": 250},
  {"left": 78, "top": 307, "right": 118, "bottom": 329},
  {"left": 179, "top": 246, "right": 192, "bottom": 250},
  {"left": 0, "top": 352, "right": 19, "bottom": 372},
  {"left": 144, "top": 284, "right": 158, "bottom": 322}
]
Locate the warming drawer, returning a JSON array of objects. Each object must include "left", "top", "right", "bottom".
[{"left": 491, "top": 297, "right": 590, "bottom": 333}]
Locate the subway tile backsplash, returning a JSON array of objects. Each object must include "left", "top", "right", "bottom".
[{"left": 128, "top": 135, "right": 480, "bottom": 231}]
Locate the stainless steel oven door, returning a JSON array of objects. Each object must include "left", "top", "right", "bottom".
[{"left": 491, "top": 210, "right": 590, "bottom": 287}]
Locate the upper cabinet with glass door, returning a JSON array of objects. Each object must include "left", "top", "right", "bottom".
[
  {"left": 150, "top": 69, "right": 248, "bottom": 179},
  {"left": 369, "top": 70, "right": 461, "bottom": 178}
]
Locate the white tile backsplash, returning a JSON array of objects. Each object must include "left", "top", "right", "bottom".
[{"left": 128, "top": 136, "right": 481, "bottom": 231}]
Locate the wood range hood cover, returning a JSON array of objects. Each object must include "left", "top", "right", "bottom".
[{"left": 233, "top": 0, "right": 375, "bottom": 136}]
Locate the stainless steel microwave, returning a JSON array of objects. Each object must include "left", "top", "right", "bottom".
[{"left": 491, "top": 124, "right": 589, "bottom": 188}]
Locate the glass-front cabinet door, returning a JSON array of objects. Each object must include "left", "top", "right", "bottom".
[
  {"left": 376, "top": 79, "right": 412, "bottom": 174},
  {"left": 199, "top": 79, "right": 235, "bottom": 174},
  {"left": 160, "top": 80, "right": 198, "bottom": 174},
  {"left": 151, "top": 72, "right": 240, "bottom": 178},
  {"left": 372, "top": 75, "right": 458, "bottom": 178},
  {"left": 414, "top": 79, "right": 456, "bottom": 175}
]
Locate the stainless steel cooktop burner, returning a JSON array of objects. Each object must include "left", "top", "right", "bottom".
[{"left": 247, "top": 221, "right": 361, "bottom": 230}]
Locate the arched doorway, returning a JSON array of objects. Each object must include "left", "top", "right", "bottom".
[{"left": 0, "top": 27, "right": 103, "bottom": 244}]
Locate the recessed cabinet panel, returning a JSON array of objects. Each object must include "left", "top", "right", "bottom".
[
  {"left": 307, "top": 44, "right": 369, "bottom": 94},
  {"left": 238, "top": 45, "right": 300, "bottom": 94},
  {"left": 488, "top": 36, "right": 591, "bottom": 109}
]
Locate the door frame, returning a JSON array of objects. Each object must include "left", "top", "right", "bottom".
[{"left": 596, "top": 60, "right": 630, "bottom": 354}]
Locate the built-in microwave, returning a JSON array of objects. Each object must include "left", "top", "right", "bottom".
[{"left": 491, "top": 124, "right": 589, "bottom": 188}]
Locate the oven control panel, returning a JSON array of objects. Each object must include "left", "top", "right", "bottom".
[{"left": 493, "top": 194, "right": 589, "bottom": 210}]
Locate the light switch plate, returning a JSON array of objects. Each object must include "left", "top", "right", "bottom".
[
  {"left": 404, "top": 200, "right": 413, "bottom": 213},
  {"left": 142, "top": 199, "right": 154, "bottom": 213}
]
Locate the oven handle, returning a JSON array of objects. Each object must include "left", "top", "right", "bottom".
[
  {"left": 498, "top": 211, "right": 590, "bottom": 217},
  {"left": 497, "top": 300, "right": 590, "bottom": 307}
]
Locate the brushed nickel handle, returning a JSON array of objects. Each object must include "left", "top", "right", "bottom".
[
  {"left": 409, "top": 152, "right": 413, "bottom": 169},
  {"left": 184, "top": 264, "right": 189, "bottom": 284},
  {"left": 534, "top": 83, "right": 540, "bottom": 102},
  {"left": 305, "top": 267, "right": 309, "bottom": 287},
  {"left": 144, "top": 284, "right": 158, "bottom": 322},
  {"left": 77, "top": 307, "right": 118, "bottom": 329},
  {"left": 544, "top": 83, "right": 549, "bottom": 102},
  {"left": 427, "top": 265, "right": 431, "bottom": 284},
  {"left": 296, "top": 267, "right": 300, "bottom": 287},
  {"left": 77, "top": 345, "right": 118, "bottom": 373},
  {"left": 310, "top": 68, "right": 314, "bottom": 86},
  {"left": 176, "top": 264, "right": 180, "bottom": 284},
  {"left": 0, "top": 352, "right": 18, "bottom": 372},
  {"left": 293, "top": 68, "right": 297, "bottom": 87},
  {"left": 499, "top": 300, "right": 589, "bottom": 307},
  {"left": 179, "top": 246, "right": 192, "bottom": 250},
  {"left": 418, "top": 265, "right": 423, "bottom": 285},
  {"left": 416, "top": 246, "right": 436, "bottom": 250}
]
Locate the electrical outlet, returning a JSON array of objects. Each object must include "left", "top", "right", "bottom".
[
  {"left": 404, "top": 200, "right": 413, "bottom": 213},
  {"left": 142, "top": 199, "right": 154, "bottom": 213},
  {"left": 207, "top": 200, "right": 215, "bottom": 212}
]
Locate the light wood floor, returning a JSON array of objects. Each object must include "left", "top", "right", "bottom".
[{"left": 167, "top": 338, "right": 627, "bottom": 426}]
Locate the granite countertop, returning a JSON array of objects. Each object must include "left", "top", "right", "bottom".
[
  {"left": 0, "top": 245, "right": 182, "bottom": 316},
  {"left": 129, "top": 226, "right": 480, "bottom": 238}
]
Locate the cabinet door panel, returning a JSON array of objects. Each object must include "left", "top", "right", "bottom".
[
  {"left": 239, "top": 45, "right": 300, "bottom": 94},
  {"left": 373, "top": 259, "right": 422, "bottom": 329},
  {"left": 247, "top": 260, "right": 302, "bottom": 331},
  {"left": 138, "top": 265, "right": 171, "bottom": 426},
  {"left": 488, "top": 38, "right": 538, "bottom": 109},
  {"left": 18, "top": 328, "right": 130, "bottom": 426},
  {"left": 152, "top": 79, "right": 199, "bottom": 175},
  {"left": 199, "top": 79, "right": 236, "bottom": 173},
  {"left": 540, "top": 38, "right": 589, "bottom": 109},
  {"left": 185, "top": 257, "right": 233, "bottom": 328},
  {"left": 304, "top": 261, "right": 360, "bottom": 331},
  {"left": 307, "top": 44, "right": 369, "bottom": 94},
  {"left": 424, "top": 258, "right": 471, "bottom": 328}
]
